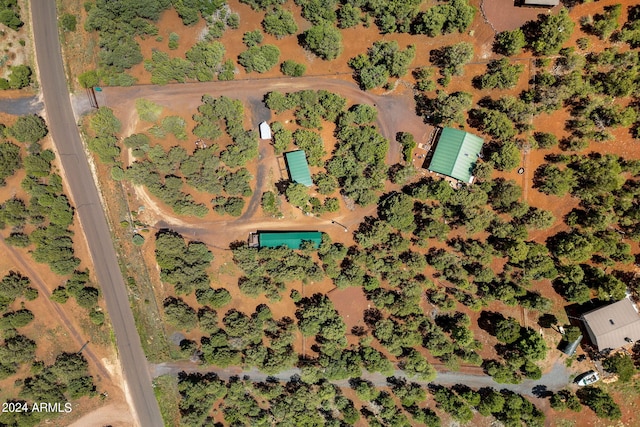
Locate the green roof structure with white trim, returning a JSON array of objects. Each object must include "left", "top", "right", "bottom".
[
  {"left": 285, "top": 150, "right": 313, "bottom": 187},
  {"left": 428, "top": 128, "right": 484, "bottom": 183},
  {"left": 258, "top": 231, "right": 322, "bottom": 249}
]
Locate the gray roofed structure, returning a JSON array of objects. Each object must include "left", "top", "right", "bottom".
[
  {"left": 581, "top": 298, "right": 640, "bottom": 351},
  {"left": 523, "top": 0, "right": 559, "bottom": 6},
  {"left": 559, "top": 335, "right": 583, "bottom": 356}
]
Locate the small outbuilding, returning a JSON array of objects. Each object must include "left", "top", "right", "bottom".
[
  {"left": 522, "top": 0, "right": 559, "bottom": 7},
  {"left": 256, "top": 231, "right": 322, "bottom": 249},
  {"left": 559, "top": 334, "right": 583, "bottom": 356},
  {"left": 259, "top": 121, "right": 272, "bottom": 140},
  {"left": 581, "top": 298, "right": 640, "bottom": 351},
  {"left": 285, "top": 150, "right": 313, "bottom": 187},
  {"left": 427, "top": 128, "right": 484, "bottom": 184}
]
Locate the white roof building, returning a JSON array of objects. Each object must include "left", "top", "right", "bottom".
[
  {"left": 523, "top": 0, "right": 559, "bottom": 6},
  {"left": 259, "top": 121, "right": 272, "bottom": 140}
]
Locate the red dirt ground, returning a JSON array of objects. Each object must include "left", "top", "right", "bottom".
[
  {"left": 0, "top": 132, "right": 131, "bottom": 425},
  {"left": 75, "top": 1, "right": 640, "bottom": 425},
  {"left": 481, "top": 0, "right": 561, "bottom": 33},
  {"left": 126, "top": 0, "right": 501, "bottom": 86},
  {"left": 329, "top": 286, "right": 369, "bottom": 333},
  {"left": 128, "top": 8, "right": 208, "bottom": 83}
]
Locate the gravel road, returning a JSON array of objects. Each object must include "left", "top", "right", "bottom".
[
  {"left": 0, "top": 95, "right": 43, "bottom": 115},
  {"left": 151, "top": 360, "right": 570, "bottom": 397}
]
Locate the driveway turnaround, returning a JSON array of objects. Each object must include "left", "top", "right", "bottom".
[{"left": 30, "top": 2, "right": 163, "bottom": 426}]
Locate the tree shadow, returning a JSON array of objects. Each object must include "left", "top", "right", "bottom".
[
  {"left": 274, "top": 178, "right": 290, "bottom": 195},
  {"left": 363, "top": 308, "right": 383, "bottom": 328},
  {"left": 229, "top": 240, "right": 246, "bottom": 250},
  {"left": 532, "top": 384, "right": 552, "bottom": 398},
  {"left": 477, "top": 310, "right": 506, "bottom": 336},
  {"left": 538, "top": 313, "right": 558, "bottom": 329}
]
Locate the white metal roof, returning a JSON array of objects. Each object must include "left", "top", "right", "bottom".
[
  {"left": 259, "top": 121, "right": 272, "bottom": 140},
  {"left": 523, "top": 0, "right": 559, "bottom": 6}
]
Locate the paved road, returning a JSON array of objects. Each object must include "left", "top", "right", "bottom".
[
  {"left": 30, "top": 2, "right": 163, "bottom": 426},
  {"left": 151, "top": 361, "right": 570, "bottom": 397}
]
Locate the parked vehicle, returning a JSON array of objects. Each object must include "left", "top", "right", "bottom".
[{"left": 575, "top": 370, "right": 600, "bottom": 386}]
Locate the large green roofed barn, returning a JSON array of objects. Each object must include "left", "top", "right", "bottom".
[
  {"left": 428, "top": 128, "right": 484, "bottom": 183},
  {"left": 285, "top": 150, "right": 313, "bottom": 187},
  {"left": 258, "top": 231, "right": 322, "bottom": 249}
]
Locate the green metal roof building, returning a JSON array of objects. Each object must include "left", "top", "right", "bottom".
[
  {"left": 428, "top": 128, "right": 484, "bottom": 183},
  {"left": 285, "top": 150, "right": 313, "bottom": 187},
  {"left": 258, "top": 231, "right": 322, "bottom": 249}
]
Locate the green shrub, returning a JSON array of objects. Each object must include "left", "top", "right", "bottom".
[
  {"left": 603, "top": 353, "right": 635, "bottom": 382},
  {"left": 280, "top": 60, "right": 306, "bottom": 77},
  {"left": 8, "top": 115, "right": 48, "bottom": 144},
  {"left": 577, "top": 386, "right": 621, "bottom": 420},
  {"left": 168, "top": 32, "right": 179, "bottom": 50},
  {"left": 132, "top": 234, "right": 145, "bottom": 246},
  {"left": 144, "top": 50, "right": 194, "bottom": 85},
  {"left": 349, "top": 41, "right": 415, "bottom": 90},
  {"left": 90, "top": 107, "right": 121, "bottom": 137},
  {"left": 0, "top": 141, "right": 21, "bottom": 186},
  {"left": 302, "top": 23, "right": 343, "bottom": 60},
  {"left": 0, "top": 8, "right": 23, "bottom": 31},
  {"left": 242, "top": 30, "right": 263, "bottom": 47},
  {"left": 89, "top": 309, "right": 105, "bottom": 326},
  {"left": 261, "top": 191, "right": 281, "bottom": 216},
  {"left": 161, "top": 116, "right": 188, "bottom": 140},
  {"left": 78, "top": 70, "right": 99, "bottom": 89},
  {"left": 238, "top": 45, "right": 280, "bottom": 73},
  {"left": 493, "top": 29, "right": 525, "bottom": 56},
  {"left": 218, "top": 60, "right": 236, "bottom": 81},
  {"left": 163, "top": 297, "right": 197, "bottom": 330},
  {"left": 8, "top": 65, "right": 32, "bottom": 89},
  {"left": 5, "top": 232, "right": 30, "bottom": 247},
  {"left": 263, "top": 7, "right": 298, "bottom": 37},
  {"left": 61, "top": 13, "right": 77, "bottom": 32}
]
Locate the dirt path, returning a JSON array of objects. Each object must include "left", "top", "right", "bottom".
[
  {"left": 68, "top": 402, "right": 134, "bottom": 427},
  {"left": 0, "top": 235, "right": 112, "bottom": 380},
  {"left": 100, "top": 76, "right": 428, "bottom": 163},
  {"left": 239, "top": 143, "right": 270, "bottom": 221}
]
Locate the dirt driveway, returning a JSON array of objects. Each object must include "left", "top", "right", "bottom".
[
  {"left": 151, "top": 359, "right": 571, "bottom": 397},
  {"left": 99, "top": 76, "right": 431, "bottom": 165},
  {"left": 95, "top": 76, "right": 430, "bottom": 247}
]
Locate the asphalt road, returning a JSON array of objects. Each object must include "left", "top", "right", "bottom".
[{"left": 30, "top": 2, "right": 163, "bottom": 426}]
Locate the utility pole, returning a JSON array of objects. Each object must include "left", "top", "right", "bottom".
[{"left": 77, "top": 340, "right": 90, "bottom": 354}]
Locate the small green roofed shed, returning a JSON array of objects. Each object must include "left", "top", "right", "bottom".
[
  {"left": 285, "top": 150, "right": 313, "bottom": 187},
  {"left": 428, "top": 128, "right": 484, "bottom": 183},
  {"left": 258, "top": 231, "right": 322, "bottom": 249}
]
